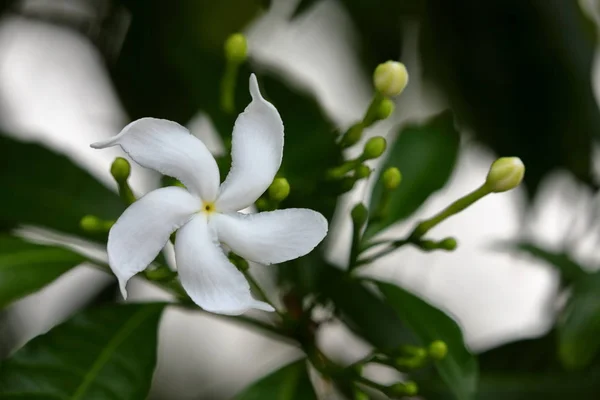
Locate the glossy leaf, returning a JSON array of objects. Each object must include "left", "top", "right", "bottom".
[
  {"left": 0, "top": 135, "right": 124, "bottom": 240},
  {"left": 320, "top": 265, "right": 414, "bottom": 350},
  {"left": 377, "top": 281, "right": 478, "bottom": 400},
  {"left": 0, "top": 236, "right": 85, "bottom": 309},
  {"left": 0, "top": 303, "right": 165, "bottom": 399},
  {"left": 420, "top": 0, "right": 599, "bottom": 195},
  {"left": 367, "top": 111, "right": 460, "bottom": 238},
  {"left": 234, "top": 359, "right": 317, "bottom": 400},
  {"left": 558, "top": 272, "right": 600, "bottom": 369}
]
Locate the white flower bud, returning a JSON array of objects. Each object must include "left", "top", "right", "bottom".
[
  {"left": 373, "top": 61, "right": 408, "bottom": 97},
  {"left": 485, "top": 157, "right": 525, "bottom": 193}
]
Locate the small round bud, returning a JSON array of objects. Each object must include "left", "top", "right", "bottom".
[
  {"left": 439, "top": 237, "right": 457, "bottom": 251},
  {"left": 485, "top": 157, "right": 525, "bottom": 193},
  {"left": 373, "top": 61, "right": 409, "bottom": 97},
  {"left": 428, "top": 340, "right": 448, "bottom": 360},
  {"left": 382, "top": 167, "right": 402, "bottom": 190},
  {"left": 351, "top": 203, "right": 369, "bottom": 229},
  {"left": 354, "top": 390, "right": 369, "bottom": 400},
  {"left": 80, "top": 215, "right": 100, "bottom": 232},
  {"left": 354, "top": 164, "right": 371, "bottom": 179},
  {"left": 362, "top": 136, "right": 387, "bottom": 160},
  {"left": 255, "top": 198, "right": 269, "bottom": 211},
  {"left": 268, "top": 177, "right": 290, "bottom": 202},
  {"left": 377, "top": 98, "right": 395, "bottom": 120},
  {"left": 110, "top": 157, "right": 131, "bottom": 182},
  {"left": 224, "top": 33, "right": 248, "bottom": 63},
  {"left": 341, "top": 124, "right": 364, "bottom": 148},
  {"left": 389, "top": 381, "right": 418, "bottom": 397}
]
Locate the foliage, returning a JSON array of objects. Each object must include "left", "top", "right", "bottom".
[{"left": 0, "top": 0, "right": 598, "bottom": 399}]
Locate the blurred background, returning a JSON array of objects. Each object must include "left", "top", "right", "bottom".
[{"left": 1, "top": 0, "right": 600, "bottom": 398}]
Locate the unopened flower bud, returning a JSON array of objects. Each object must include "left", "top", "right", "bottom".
[
  {"left": 80, "top": 215, "right": 101, "bottom": 232},
  {"left": 485, "top": 157, "right": 525, "bottom": 193},
  {"left": 351, "top": 203, "right": 369, "bottom": 230},
  {"left": 428, "top": 340, "right": 448, "bottom": 360},
  {"left": 382, "top": 167, "right": 402, "bottom": 190},
  {"left": 373, "top": 61, "right": 408, "bottom": 97},
  {"left": 389, "top": 381, "right": 418, "bottom": 397},
  {"left": 110, "top": 157, "right": 131, "bottom": 183},
  {"left": 224, "top": 33, "right": 248, "bottom": 63},
  {"left": 439, "top": 237, "right": 457, "bottom": 251},
  {"left": 341, "top": 123, "right": 364, "bottom": 148},
  {"left": 362, "top": 136, "right": 387, "bottom": 160},
  {"left": 377, "top": 98, "right": 395, "bottom": 120},
  {"left": 354, "top": 164, "right": 371, "bottom": 179},
  {"left": 268, "top": 177, "right": 290, "bottom": 202}
]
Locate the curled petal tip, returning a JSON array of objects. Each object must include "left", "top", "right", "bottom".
[
  {"left": 90, "top": 138, "right": 116, "bottom": 149},
  {"left": 118, "top": 279, "right": 129, "bottom": 300},
  {"left": 249, "top": 73, "right": 260, "bottom": 99}
]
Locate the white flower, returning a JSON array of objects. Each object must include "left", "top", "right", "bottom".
[{"left": 91, "top": 74, "right": 328, "bottom": 315}]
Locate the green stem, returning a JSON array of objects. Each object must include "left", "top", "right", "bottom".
[
  {"left": 411, "top": 184, "right": 490, "bottom": 239},
  {"left": 220, "top": 61, "right": 239, "bottom": 114},
  {"left": 117, "top": 181, "right": 136, "bottom": 205}
]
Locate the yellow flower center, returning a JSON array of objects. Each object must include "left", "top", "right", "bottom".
[{"left": 202, "top": 201, "right": 216, "bottom": 215}]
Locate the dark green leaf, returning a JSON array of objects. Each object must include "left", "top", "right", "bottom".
[
  {"left": 113, "top": 0, "right": 265, "bottom": 123},
  {"left": 320, "top": 265, "right": 414, "bottom": 350},
  {"left": 420, "top": 369, "right": 600, "bottom": 400},
  {"left": 377, "top": 281, "right": 478, "bottom": 400},
  {"left": 558, "top": 272, "right": 600, "bottom": 369},
  {"left": 0, "top": 135, "right": 124, "bottom": 240},
  {"left": 420, "top": 0, "right": 600, "bottom": 195},
  {"left": 367, "top": 111, "right": 460, "bottom": 238},
  {"left": 0, "top": 236, "right": 85, "bottom": 309},
  {"left": 234, "top": 359, "right": 317, "bottom": 400},
  {"left": 510, "top": 242, "right": 587, "bottom": 285},
  {"left": 0, "top": 303, "right": 165, "bottom": 399}
]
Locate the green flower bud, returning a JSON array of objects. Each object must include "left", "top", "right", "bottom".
[
  {"left": 354, "top": 390, "right": 369, "bottom": 400},
  {"left": 362, "top": 136, "right": 387, "bottom": 160},
  {"left": 341, "top": 123, "right": 364, "bottom": 148},
  {"left": 354, "top": 164, "right": 371, "bottom": 179},
  {"left": 351, "top": 203, "right": 369, "bottom": 230},
  {"left": 485, "top": 157, "right": 525, "bottom": 193},
  {"left": 110, "top": 157, "right": 131, "bottom": 183},
  {"left": 382, "top": 167, "right": 402, "bottom": 190},
  {"left": 377, "top": 98, "right": 395, "bottom": 120},
  {"left": 373, "top": 61, "right": 409, "bottom": 97},
  {"left": 268, "top": 177, "right": 290, "bottom": 202},
  {"left": 80, "top": 215, "right": 101, "bottom": 232},
  {"left": 428, "top": 340, "right": 448, "bottom": 360},
  {"left": 224, "top": 33, "right": 248, "bottom": 63},
  {"left": 389, "top": 381, "right": 418, "bottom": 397},
  {"left": 255, "top": 198, "right": 269, "bottom": 211},
  {"left": 439, "top": 237, "right": 458, "bottom": 251}
]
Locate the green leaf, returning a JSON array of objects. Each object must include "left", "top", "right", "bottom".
[
  {"left": 0, "top": 236, "right": 85, "bottom": 309},
  {"left": 558, "top": 272, "right": 600, "bottom": 369},
  {"left": 511, "top": 242, "right": 587, "bottom": 285},
  {"left": 0, "top": 135, "right": 124, "bottom": 240},
  {"left": 376, "top": 281, "right": 478, "bottom": 400},
  {"left": 420, "top": 0, "right": 600, "bottom": 195},
  {"left": 420, "top": 369, "right": 600, "bottom": 400},
  {"left": 0, "top": 303, "right": 165, "bottom": 399},
  {"left": 367, "top": 111, "right": 460, "bottom": 238},
  {"left": 234, "top": 359, "right": 317, "bottom": 400},
  {"left": 319, "top": 265, "right": 414, "bottom": 350}
]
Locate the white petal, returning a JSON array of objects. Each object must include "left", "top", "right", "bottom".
[
  {"left": 213, "top": 209, "right": 328, "bottom": 265},
  {"left": 175, "top": 214, "right": 274, "bottom": 315},
  {"left": 216, "top": 74, "right": 284, "bottom": 211},
  {"left": 107, "top": 186, "right": 199, "bottom": 298},
  {"left": 92, "top": 118, "right": 220, "bottom": 201}
]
